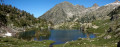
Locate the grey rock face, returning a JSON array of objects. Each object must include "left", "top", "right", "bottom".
[
  {"left": 40, "top": 1, "right": 120, "bottom": 24},
  {"left": 40, "top": 1, "right": 86, "bottom": 24}
]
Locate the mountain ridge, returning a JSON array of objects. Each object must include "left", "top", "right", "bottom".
[{"left": 40, "top": 1, "right": 120, "bottom": 25}]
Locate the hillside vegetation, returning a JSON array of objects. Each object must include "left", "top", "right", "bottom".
[{"left": 0, "top": 4, "right": 52, "bottom": 32}]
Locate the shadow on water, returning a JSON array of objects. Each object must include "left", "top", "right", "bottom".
[
  {"left": 18, "top": 29, "right": 96, "bottom": 45},
  {"left": 18, "top": 30, "right": 35, "bottom": 40},
  {"left": 18, "top": 30, "right": 50, "bottom": 41}
]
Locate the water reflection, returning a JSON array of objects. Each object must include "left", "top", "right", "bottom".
[
  {"left": 18, "top": 30, "right": 50, "bottom": 41},
  {"left": 49, "top": 30, "right": 95, "bottom": 44},
  {"left": 18, "top": 31, "right": 35, "bottom": 40},
  {"left": 18, "top": 30, "right": 96, "bottom": 44},
  {"left": 34, "top": 30, "right": 50, "bottom": 40}
]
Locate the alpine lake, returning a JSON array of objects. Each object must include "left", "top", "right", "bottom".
[{"left": 18, "top": 30, "right": 96, "bottom": 45}]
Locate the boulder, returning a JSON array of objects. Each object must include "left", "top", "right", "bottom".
[
  {"left": 104, "top": 35, "right": 111, "bottom": 39},
  {"left": 92, "top": 25, "right": 99, "bottom": 29}
]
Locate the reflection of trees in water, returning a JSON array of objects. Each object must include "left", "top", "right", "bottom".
[
  {"left": 35, "top": 30, "right": 50, "bottom": 40},
  {"left": 37, "top": 36, "right": 50, "bottom": 40},
  {"left": 18, "top": 31, "right": 35, "bottom": 41},
  {"left": 81, "top": 30, "right": 93, "bottom": 39},
  {"left": 18, "top": 30, "right": 95, "bottom": 41},
  {"left": 18, "top": 30, "right": 50, "bottom": 41},
  {"left": 85, "top": 31, "right": 90, "bottom": 39}
]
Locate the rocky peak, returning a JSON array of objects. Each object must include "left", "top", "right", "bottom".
[
  {"left": 115, "top": 0, "right": 119, "bottom": 2},
  {"left": 62, "top": 1, "right": 71, "bottom": 4},
  {"left": 92, "top": 3, "right": 99, "bottom": 7},
  {"left": 59, "top": 1, "right": 73, "bottom": 6},
  {"left": 55, "top": 1, "right": 74, "bottom": 9},
  {"left": 114, "top": 0, "right": 120, "bottom": 3},
  {"left": 40, "top": 1, "right": 120, "bottom": 25},
  {"left": 88, "top": 3, "right": 99, "bottom": 10},
  {"left": 75, "top": 4, "right": 85, "bottom": 8}
]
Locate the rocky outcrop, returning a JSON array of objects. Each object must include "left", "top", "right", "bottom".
[
  {"left": 104, "top": 35, "right": 111, "bottom": 39},
  {"left": 81, "top": 23, "right": 92, "bottom": 29}
]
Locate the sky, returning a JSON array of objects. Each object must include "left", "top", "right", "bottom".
[{"left": 3, "top": 0, "right": 118, "bottom": 18}]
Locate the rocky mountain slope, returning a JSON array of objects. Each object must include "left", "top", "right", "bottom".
[
  {"left": 40, "top": 1, "right": 86, "bottom": 24},
  {"left": 40, "top": 1, "right": 120, "bottom": 25}
]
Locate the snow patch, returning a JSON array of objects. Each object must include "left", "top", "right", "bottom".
[
  {"left": 96, "top": 7, "right": 100, "bottom": 9},
  {"left": 5, "top": 32, "right": 12, "bottom": 36},
  {"left": 105, "top": 4, "right": 109, "bottom": 6},
  {"left": 111, "top": 2, "right": 120, "bottom": 5},
  {"left": 105, "top": 2, "right": 120, "bottom": 6}
]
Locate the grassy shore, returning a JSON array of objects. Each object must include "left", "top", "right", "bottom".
[
  {"left": 0, "top": 37, "right": 54, "bottom": 47},
  {"left": 54, "top": 38, "right": 118, "bottom": 47}
]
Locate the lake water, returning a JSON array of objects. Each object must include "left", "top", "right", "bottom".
[{"left": 19, "top": 30, "right": 96, "bottom": 45}]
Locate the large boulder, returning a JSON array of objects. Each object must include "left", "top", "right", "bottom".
[{"left": 104, "top": 35, "right": 111, "bottom": 39}]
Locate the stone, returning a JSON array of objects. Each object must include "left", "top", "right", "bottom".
[
  {"left": 104, "top": 35, "right": 111, "bottom": 39},
  {"left": 92, "top": 25, "right": 99, "bottom": 29},
  {"left": 4, "top": 32, "right": 12, "bottom": 36}
]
